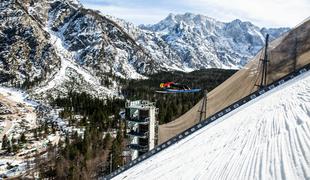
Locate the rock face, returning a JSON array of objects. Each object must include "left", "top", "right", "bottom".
[
  {"left": 137, "top": 13, "right": 289, "bottom": 70},
  {"left": 46, "top": 1, "right": 157, "bottom": 77},
  {"left": 0, "top": 0, "right": 289, "bottom": 98},
  {"left": 0, "top": 0, "right": 158, "bottom": 98},
  {"left": 0, "top": 0, "right": 61, "bottom": 88}
]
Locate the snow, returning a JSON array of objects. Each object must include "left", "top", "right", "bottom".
[
  {"left": 113, "top": 71, "right": 310, "bottom": 180},
  {"left": 39, "top": 30, "right": 92, "bottom": 91},
  {"left": 0, "top": 87, "right": 39, "bottom": 178},
  {"left": 0, "top": 86, "right": 38, "bottom": 137},
  {"left": 33, "top": 19, "right": 118, "bottom": 97},
  {"left": 0, "top": 87, "right": 38, "bottom": 107},
  {"left": 0, "top": 158, "right": 29, "bottom": 178},
  {"left": 44, "top": 108, "right": 73, "bottom": 134},
  {"left": 134, "top": 13, "right": 289, "bottom": 71}
]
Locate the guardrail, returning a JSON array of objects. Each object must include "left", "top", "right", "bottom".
[
  {"left": 127, "top": 131, "right": 148, "bottom": 138},
  {"left": 103, "top": 64, "right": 310, "bottom": 180}
]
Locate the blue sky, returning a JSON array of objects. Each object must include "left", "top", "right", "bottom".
[{"left": 80, "top": 0, "right": 310, "bottom": 28}]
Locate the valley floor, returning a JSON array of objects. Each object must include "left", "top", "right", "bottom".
[{"left": 0, "top": 87, "right": 59, "bottom": 178}]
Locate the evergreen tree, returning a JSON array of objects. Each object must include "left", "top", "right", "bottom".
[
  {"left": 11, "top": 137, "right": 19, "bottom": 153},
  {"left": 33, "top": 128, "right": 38, "bottom": 140},
  {"left": 20, "top": 132, "right": 27, "bottom": 144},
  {"left": 103, "top": 133, "right": 111, "bottom": 149},
  {"left": 42, "top": 69, "right": 236, "bottom": 178},
  {"left": 111, "top": 131, "right": 123, "bottom": 171},
  {"left": 1, "top": 134, "right": 8, "bottom": 150}
]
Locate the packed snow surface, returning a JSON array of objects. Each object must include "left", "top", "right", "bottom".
[{"left": 114, "top": 71, "right": 310, "bottom": 180}]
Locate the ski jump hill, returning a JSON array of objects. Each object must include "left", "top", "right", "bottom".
[
  {"left": 104, "top": 18, "right": 310, "bottom": 179},
  {"left": 109, "top": 62, "right": 310, "bottom": 180},
  {"left": 158, "top": 18, "right": 310, "bottom": 144}
]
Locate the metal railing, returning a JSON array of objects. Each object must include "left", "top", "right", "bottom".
[
  {"left": 127, "top": 131, "right": 148, "bottom": 138},
  {"left": 127, "top": 117, "right": 150, "bottom": 124},
  {"left": 103, "top": 64, "right": 310, "bottom": 180}
]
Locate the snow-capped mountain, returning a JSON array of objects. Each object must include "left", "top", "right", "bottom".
[
  {"left": 137, "top": 13, "right": 289, "bottom": 70},
  {"left": 0, "top": 0, "right": 158, "bottom": 99},
  {"left": 0, "top": 0, "right": 289, "bottom": 99}
]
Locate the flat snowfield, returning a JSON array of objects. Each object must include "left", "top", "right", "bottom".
[{"left": 114, "top": 71, "right": 310, "bottom": 180}]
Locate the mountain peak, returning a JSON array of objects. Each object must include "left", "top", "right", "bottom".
[
  {"left": 228, "top": 19, "right": 257, "bottom": 29},
  {"left": 181, "top": 12, "right": 197, "bottom": 18},
  {"left": 166, "top": 12, "right": 217, "bottom": 25},
  {"left": 0, "top": 0, "right": 290, "bottom": 99},
  {"left": 230, "top": 18, "right": 243, "bottom": 24},
  {"left": 137, "top": 12, "right": 289, "bottom": 69},
  {"left": 167, "top": 13, "right": 175, "bottom": 18}
]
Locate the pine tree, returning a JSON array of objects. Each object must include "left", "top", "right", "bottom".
[
  {"left": 33, "top": 128, "right": 38, "bottom": 140},
  {"left": 111, "top": 131, "right": 123, "bottom": 170},
  {"left": 103, "top": 133, "right": 111, "bottom": 149},
  {"left": 20, "top": 132, "right": 27, "bottom": 144},
  {"left": 1, "top": 134, "right": 8, "bottom": 150},
  {"left": 11, "top": 137, "right": 19, "bottom": 153}
]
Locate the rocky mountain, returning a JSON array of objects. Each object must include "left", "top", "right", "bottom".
[
  {"left": 119, "top": 13, "right": 289, "bottom": 70},
  {"left": 0, "top": 0, "right": 289, "bottom": 99},
  {"left": 0, "top": 0, "right": 159, "bottom": 99},
  {"left": 0, "top": 0, "right": 61, "bottom": 88}
]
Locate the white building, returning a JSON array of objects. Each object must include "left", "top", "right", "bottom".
[{"left": 125, "top": 100, "right": 158, "bottom": 160}]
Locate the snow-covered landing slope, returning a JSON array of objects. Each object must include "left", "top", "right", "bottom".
[{"left": 114, "top": 71, "right": 310, "bottom": 180}]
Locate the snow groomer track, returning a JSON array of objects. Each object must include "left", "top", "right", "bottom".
[{"left": 104, "top": 64, "right": 310, "bottom": 180}]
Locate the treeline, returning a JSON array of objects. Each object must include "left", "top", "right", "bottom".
[
  {"left": 53, "top": 92, "right": 125, "bottom": 130},
  {"left": 122, "top": 69, "right": 237, "bottom": 124},
  {"left": 38, "top": 92, "right": 126, "bottom": 179},
  {"left": 1, "top": 133, "right": 27, "bottom": 153},
  {"left": 37, "top": 68, "right": 236, "bottom": 178},
  {"left": 38, "top": 127, "right": 120, "bottom": 179}
]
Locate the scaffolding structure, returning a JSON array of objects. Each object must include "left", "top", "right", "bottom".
[{"left": 125, "top": 100, "right": 158, "bottom": 160}]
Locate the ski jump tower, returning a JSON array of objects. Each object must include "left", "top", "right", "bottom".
[{"left": 125, "top": 100, "right": 158, "bottom": 160}]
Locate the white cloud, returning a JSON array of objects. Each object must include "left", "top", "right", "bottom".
[
  {"left": 81, "top": 0, "right": 310, "bottom": 27},
  {"left": 180, "top": 0, "right": 310, "bottom": 27},
  {"left": 82, "top": 4, "right": 172, "bottom": 25}
]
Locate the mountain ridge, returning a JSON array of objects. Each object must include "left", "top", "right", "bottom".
[
  {"left": 0, "top": 0, "right": 289, "bottom": 99},
  {"left": 137, "top": 12, "right": 289, "bottom": 69}
]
